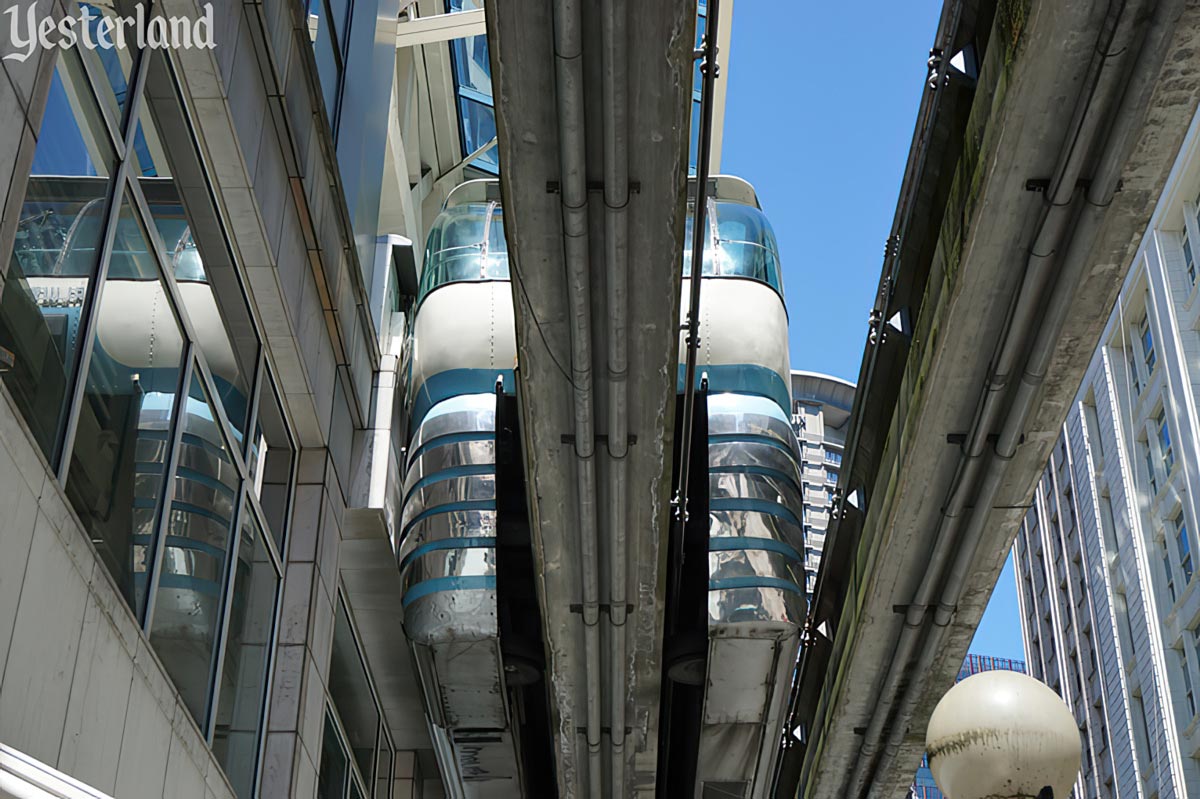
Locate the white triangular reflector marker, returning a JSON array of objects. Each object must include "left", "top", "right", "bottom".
[{"left": 846, "top": 488, "right": 862, "bottom": 510}]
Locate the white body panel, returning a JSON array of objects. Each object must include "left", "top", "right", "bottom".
[
  {"left": 410, "top": 281, "right": 517, "bottom": 397},
  {"left": 678, "top": 277, "right": 790, "bottom": 389}
]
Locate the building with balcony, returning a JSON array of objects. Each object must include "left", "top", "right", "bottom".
[
  {"left": 1013, "top": 105, "right": 1200, "bottom": 799},
  {"left": 789, "top": 370, "right": 854, "bottom": 602}
]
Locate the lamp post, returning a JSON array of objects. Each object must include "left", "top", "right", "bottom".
[{"left": 925, "top": 670, "right": 1081, "bottom": 799}]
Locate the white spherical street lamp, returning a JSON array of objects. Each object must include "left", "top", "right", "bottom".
[{"left": 925, "top": 670, "right": 1081, "bottom": 799}]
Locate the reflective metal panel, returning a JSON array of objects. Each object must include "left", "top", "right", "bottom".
[
  {"left": 396, "top": 391, "right": 519, "bottom": 796},
  {"left": 699, "top": 393, "right": 806, "bottom": 797}
]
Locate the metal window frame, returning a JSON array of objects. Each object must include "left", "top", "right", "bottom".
[
  {"left": 330, "top": 585, "right": 395, "bottom": 798},
  {"left": 443, "top": 2, "right": 497, "bottom": 176},
  {"left": 25, "top": 20, "right": 298, "bottom": 798},
  {"left": 323, "top": 697, "right": 373, "bottom": 799},
  {"left": 313, "top": 0, "right": 353, "bottom": 136},
  {"left": 54, "top": 39, "right": 146, "bottom": 478}
]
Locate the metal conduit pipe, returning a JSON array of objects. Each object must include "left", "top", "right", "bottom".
[
  {"left": 933, "top": 0, "right": 1153, "bottom": 629},
  {"left": 844, "top": 1, "right": 1139, "bottom": 796},
  {"left": 551, "top": 0, "right": 603, "bottom": 795},
  {"left": 600, "top": 0, "right": 630, "bottom": 796}
]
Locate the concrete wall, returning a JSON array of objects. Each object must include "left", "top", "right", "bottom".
[{"left": 0, "top": 387, "right": 236, "bottom": 799}]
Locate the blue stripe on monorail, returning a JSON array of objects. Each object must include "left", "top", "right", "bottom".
[
  {"left": 400, "top": 499, "right": 498, "bottom": 539},
  {"left": 402, "top": 575, "right": 497, "bottom": 607},
  {"left": 678, "top": 364, "right": 791, "bottom": 414},
  {"left": 409, "top": 368, "right": 515, "bottom": 432},
  {"left": 402, "top": 463, "right": 496, "bottom": 506},
  {"left": 708, "top": 575, "right": 805, "bottom": 596},
  {"left": 708, "top": 497, "right": 802, "bottom": 528},
  {"left": 398, "top": 535, "right": 497, "bottom": 574},
  {"left": 709, "top": 464, "right": 803, "bottom": 496},
  {"left": 708, "top": 536, "right": 803, "bottom": 563}
]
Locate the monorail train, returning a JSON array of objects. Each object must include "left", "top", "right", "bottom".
[
  {"left": 393, "top": 179, "right": 526, "bottom": 795},
  {"left": 394, "top": 176, "right": 803, "bottom": 797},
  {"left": 675, "top": 175, "right": 804, "bottom": 795}
]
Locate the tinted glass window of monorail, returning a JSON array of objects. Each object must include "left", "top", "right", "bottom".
[
  {"left": 681, "top": 201, "right": 783, "bottom": 292},
  {"left": 0, "top": 45, "right": 291, "bottom": 798},
  {"left": 418, "top": 202, "right": 509, "bottom": 299}
]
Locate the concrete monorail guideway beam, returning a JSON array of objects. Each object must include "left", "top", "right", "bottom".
[
  {"left": 484, "top": 0, "right": 694, "bottom": 796},
  {"left": 786, "top": 2, "right": 1200, "bottom": 799}
]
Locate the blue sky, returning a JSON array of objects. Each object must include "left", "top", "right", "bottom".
[{"left": 720, "top": 1, "right": 1025, "bottom": 661}]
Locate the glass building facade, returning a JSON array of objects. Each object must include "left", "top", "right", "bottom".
[
  {"left": 446, "top": 0, "right": 499, "bottom": 173},
  {"left": 0, "top": 26, "right": 295, "bottom": 799}
]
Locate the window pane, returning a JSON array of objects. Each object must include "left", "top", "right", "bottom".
[
  {"left": 136, "top": 61, "right": 261, "bottom": 443},
  {"left": 314, "top": 14, "right": 341, "bottom": 125},
  {"left": 64, "top": 194, "right": 185, "bottom": 615},
  {"left": 330, "top": 600, "right": 380, "bottom": 787},
  {"left": 458, "top": 97, "right": 496, "bottom": 161},
  {"left": 213, "top": 508, "right": 279, "bottom": 799},
  {"left": 76, "top": 2, "right": 139, "bottom": 124},
  {"left": 149, "top": 373, "right": 241, "bottom": 724},
  {"left": 449, "top": 32, "right": 492, "bottom": 98},
  {"left": 318, "top": 713, "right": 350, "bottom": 799},
  {"left": 0, "top": 59, "right": 116, "bottom": 460},
  {"left": 246, "top": 382, "right": 293, "bottom": 551}
]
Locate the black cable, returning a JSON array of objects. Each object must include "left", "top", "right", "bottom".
[{"left": 508, "top": 254, "right": 582, "bottom": 392}]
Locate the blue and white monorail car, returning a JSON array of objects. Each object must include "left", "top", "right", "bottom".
[
  {"left": 677, "top": 175, "right": 805, "bottom": 796},
  {"left": 394, "top": 180, "right": 523, "bottom": 796}
]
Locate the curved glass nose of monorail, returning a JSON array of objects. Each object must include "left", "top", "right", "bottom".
[
  {"left": 681, "top": 198, "right": 784, "bottom": 294},
  {"left": 418, "top": 200, "right": 510, "bottom": 302}
]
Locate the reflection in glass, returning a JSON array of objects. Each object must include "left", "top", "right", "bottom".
[
  {"left": 310, "top": 0, "right": 345, "bottom": 127},
  {"left": 458, "top": 97, "right": 497, "bottom": 166},
  {"left": 144, "top": 181, "right": 256, "bottom": 442},
  {"left": 446, "top": 2, "right": 498, "bottom": 175},
  {"left": 0, "top": 60, "right": 116, "bottom": 460},
  {"left": 318, "top": 713, "right": 350, "bottom": 799},
  {"left": 681, "top": 200, "right": 784, "bottom": 292},
  {"left": 213, "top": 508, "right": 279, "bottom": 799},
  {"left": 149, "top": 374, "right": 240, "bottom": 724},
  {"left": 330, "top": 600, "right": 380, "bottom": 789},
  {"left": 77, "top": 1, "right": 137, "bottom": 123},
  {"left": 65, "top": 195, "right": 184, "bottom": 617},
  {"left": 449, "top": 29, "right": 491, "bottom": 98},
  {"left": 246, "top": 384, "right": 293, "bottom": 551},
  {"left": 135, "top": 75, "right": 260, "bottom": 442}
]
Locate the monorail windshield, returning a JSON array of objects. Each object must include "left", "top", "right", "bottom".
[
  {"left": 419, "top": 200, "right": 509, "bottom": 300},
  {"left": 682, "top": 199, "right": 783, "bottom": 293}
]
